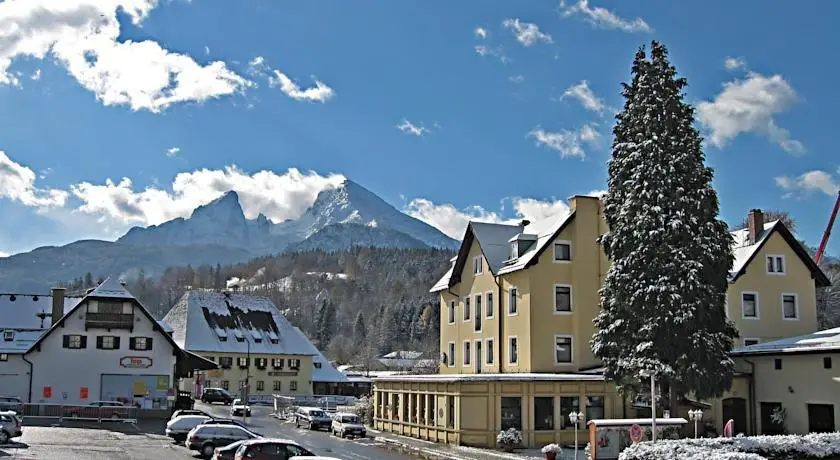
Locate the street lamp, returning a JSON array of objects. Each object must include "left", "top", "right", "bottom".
[
  {"left": 569, "top": 411, "right": 584, "bottom": 459},
  {"left": 688, "top": 409, "right": 703, "bottom": 438}
]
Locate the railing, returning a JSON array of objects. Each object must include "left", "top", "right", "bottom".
[
  {"left": 85, "top": 312, "right": 134, "bottom": 329},
  {"left": 15, "top": 403, "right": 138, "bottom": 423}
]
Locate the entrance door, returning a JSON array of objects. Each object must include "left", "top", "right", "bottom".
[
  {"left": 759, "top": 402, "right": 785, "bottom": 435},
  {"left": 475, "top": 340, "right": 482, "bottom": 374},
  {"left": 722, "top": 397, "right": 748, "bottom": 435},
  {"left": 808, "top": 404, "right": 836, "bottom": 432}
]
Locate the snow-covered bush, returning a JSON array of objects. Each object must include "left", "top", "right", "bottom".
[
  {"left": 541, "top": 443, "right": 562, "bottom": 453},
  {"left": 584, "top": 442, "right": 593, "bottom": 460},
  {"left": 343, "top": 395, "right": 374, "bottom": 425},
  {"left": 618, "top": 432, "right": 840, "bottom": 460},
  {"left": 497, "top": 428, "right": 522, "bottom": 450}
]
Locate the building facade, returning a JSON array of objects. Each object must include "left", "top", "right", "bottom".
[
  {"left": 373, "top": 199, "right": 830, "bottom": 448},
  {"left": 163, "top": 290, "right": 346, "bottom": 399}
]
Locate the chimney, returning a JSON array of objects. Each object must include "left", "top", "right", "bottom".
[
  {"left": 747, "top": 209, "right": 764, "bottom": 244},
  {"left": 50, "top": 287, "right": 65, "bottom": 326},
  {"left": 519, "top": 219, "right": 531, "bottom": 228}
]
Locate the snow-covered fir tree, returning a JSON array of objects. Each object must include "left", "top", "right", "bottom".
[{"left": 591, "top": 41, "right": 738, "bottom": 407}]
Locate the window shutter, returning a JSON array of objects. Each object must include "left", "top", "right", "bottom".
[
  {"left": 113, "top": 337, "right": 121, "bottom": 349},
  {"left": 80, "top": 336, "right": 87, "bottom": 348},
  {"left": 129, "top": 337, "right": 136, "bottom": 350},
  {"left": 96, "top": 336, "right": 103, "bottom": 349},
  {"left": 146, "top": 337, "right": 153, "bottom": 350},
  {"left": 62, "top": 335, "right": 70, "bottom": 348}
]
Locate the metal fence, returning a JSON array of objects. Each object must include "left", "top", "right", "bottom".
[{"left": 14, "top": 403, "right": 138, "bottom": 424}]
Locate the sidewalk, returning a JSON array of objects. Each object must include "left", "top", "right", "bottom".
[{"left": 370, "top": 428, "right": 586, "bottom": 460}]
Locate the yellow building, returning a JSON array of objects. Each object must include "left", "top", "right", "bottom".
[
  {"left": 373, "top": 199, "right": 830, "bottom": 448},
  {"left": 163, "top": 290, "right": 347, "bottom": 399}
]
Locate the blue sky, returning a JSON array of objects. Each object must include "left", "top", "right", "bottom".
[{"left": 0, "top": 0, "right": 838, "bottom": 258}]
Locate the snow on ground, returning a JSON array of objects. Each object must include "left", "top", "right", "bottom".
[
  {"left": 305, "top": 271, "right": 349, "bottom": 280},
  {"left": 618, "top": 432, "right": 840, "bottom": 460}
]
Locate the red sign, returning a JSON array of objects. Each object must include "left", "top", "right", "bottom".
[
  {"left": 120, "top": 356, "right": 153, "bottom": 368},
  {"left": 724, "top": 419, "right": 734, "bottom": 438},
  {"left": 629, "top": 423, "right": 644, "bottom": 443},
  {"left": 43, "top": 386, "right": 52, "bottom": 398},
  {"left": 80, "top": 387, "right": 89, "bottom": 400}
]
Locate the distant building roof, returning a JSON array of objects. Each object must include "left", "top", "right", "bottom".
[
  {"left": 88, "top": 277, "right": 135, "bottom": 299},
  {"left": 732, "top": 327, "right": 840, "bottom": 357},
  {"left": 0, "top": 292, "right": 84, "bottom": 353}
]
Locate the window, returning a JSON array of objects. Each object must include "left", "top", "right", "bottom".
[
  {"left": 473, "top": 256, "right": 483, "bottom": 275},
  {"left": 314, "top": 362, "right": 322, "bottom": 369},
  {"left": 289, "top": 359, "right": 300, "bottom": 369},
  {"left": 221, "top": 380, "right": 229, "bottom": 390},
  {"left": 256, "top": 381, "right": 265, "bottom": 391},
  {"left": 501, "top": 397, "right": 522, "bottom": 431},
  {"left": 486, "top": 292, "right": 494, "bottom": 318},
  {"left": 255, "top": 358, "right": 268, "bottom": 370},
  {"left": 273, "top": 381, "right": 282, "bottom": 391},
  {"left": 96, "top": 336, "right": 119, "bottom": 350},
  {"left": 98, "top": 301, "right": 124, "bottom": 314},
  {"left": 219, "top": 357, "right": 233, "bottom": 369},
  {"left": 782, "top": 294, "right": 798, "bottom": 320},
  {"left": 448, "top": 301, "right": 455, "bottom": 324},
  {"left": 509, "top": 241, "right": 518, "bottom": 260},
  {"left": 130, "top": 337, "right": 152, "bottom": 351},
  {"left": 463, "top": 341, "right": 471, "bottom": 366},
  {"left": 825, "top": 357, "right": 833, "bottom": 369},
  {"left": 774, "top": 359, "right": 782, "bottom": 370},
  {"left": 62, "top": 334, "right": 86, "bottom": 349},
  {"left": 534, "top": 397, "right": 554, "bottom": 430},
  {"left": 554, "top": 242, "right": 571, "bottom": 262},
  {"left": 744, "top": 338, "right": 760, "bottom": 347},
  {"left": 509, "top": 287, "right": 518, "bottom": 315},
  {"left": 447, "top": 342, "right": 455, "bottom": 367},
  {"left": 555, "top": 335, "right": 573, "bottom": 364},
  {"left": 3, "top": 331, "right": 14, "bottom": 341},
  {"left": 237, "top": 357, "right": 250, "bottom": 369},
  {"left": 474, "top": 295, "right": 482, "bottom": 332},
  {"left": 559, "top": 396, "right": 580, "bottom": 430},
  {"left": 289, "top": 381, "right": 298, "bottom": 391},
  {"left": 554, "top": 285, "right": 572, "bottom": 313},
  {"left": 447, "top": 395, "right": 455, "bottom": 428},
  {"left": 766, "top": 255, "right": 785, "bottom": 274},
  {"left": 508, "top": 336, "right": 518, "bottom": 365},
  {"left": 464, "top": 297, "right": 471, "bottom": 321},
  {"left": 486, "top": 339, "right": 494, "bottom": 364},
  {"left": 586, "top": 396, "right": 605, "bottom": 421},
  {"left": 807, "top": 403, "right": 836, "bottom": 433},
  {"left": 0, "top": 353, "right": 7, "bottom": 362},
  {"left": 271, "top": 358, "right": 284, "bottom": 369},
  {"left": 742, "top": 292, "right": 759, "bottom": 318}
]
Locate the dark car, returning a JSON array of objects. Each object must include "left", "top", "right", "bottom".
[
  {"left": 186, "top": 424, "right": 261, "bottom": 458},
  {"left": 234, "top": 439, "right": 315, "bottom": 460},
  {"left": 212, "top": 440, "right": 248, "bottom": 460},
  {"left": 201, "top": 388, "right": 234, "bottom": 405}
]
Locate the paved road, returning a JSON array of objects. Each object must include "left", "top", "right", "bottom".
[{"left": 196, "top": 401, "right": 432, "bottom": 460}]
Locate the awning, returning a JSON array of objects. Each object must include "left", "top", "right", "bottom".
[{"left": 175, "top": 349, "right": 217, "bottom": 378}]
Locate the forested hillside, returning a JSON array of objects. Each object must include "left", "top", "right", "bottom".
[{"left": 62, "top": 247, "right": 455, "bottom": 364}]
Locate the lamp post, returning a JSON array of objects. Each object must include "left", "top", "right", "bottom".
[
  {"left": 648, "top": 372, "right": 657, "bottom": 442},
  {"left": 242, "top": 338, "right": 250, "bottom": 424},
  {"left": 688, "top": 409, "right": 703, "bottom": 438},
  {"left": 569, "top": 410, "right": 584, "bottom": 460}
]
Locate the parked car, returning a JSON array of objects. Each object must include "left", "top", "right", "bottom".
[
  {"left": 165, "top": 415, "right": 211, "bottom": 441},
  {"left": 63, "top": 400, "right": 133, "bottom": 419},
  {"left": 175, "top": 390, "right": 195, "bottom": 410},
  {"left": 201, "top": 418, "right": 253, "bottom": 430},
  {"left": 171, "top": 409, "right": 212, "bottom": 420},
  {"left": 201, "top": 388, "right": 234, "bottom": 405},
  {"left": 0, "top": 397, "right": 22, "bottom": 412},
  {"left": 0, "top": 410, "right": 23, "bottom": 444},
  {"left": 294, "top": 407, "right": 331, "bottom": 431},
  {"left": 212, "top": 440, "right": 249, "bottom": 460},
  {"left": 291, "top": 458, "right": 340, "bottom": 460},
  {"left": 330, "top": 412, "right": 366, "bottom": 438},
  {"left": 230, "top": 399, "right": 251, "bottom": 417},
  {"left": 185, "top": 423, "right": 261, "bottom": 458},
  {"left": 234, "top": 438, "right": 315, "bottom": 460}
]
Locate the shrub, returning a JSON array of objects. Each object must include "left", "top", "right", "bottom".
[{"left": 618, "top": 432, "right": 840, "bottom": 460}]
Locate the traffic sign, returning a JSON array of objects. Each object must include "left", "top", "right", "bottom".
[{"left": 629, "top": 423, "right": 644, "bottom": 443}]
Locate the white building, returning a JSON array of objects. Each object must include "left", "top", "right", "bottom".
[{"left": 0, "top": 277, "right": 214, "bottom": 408}]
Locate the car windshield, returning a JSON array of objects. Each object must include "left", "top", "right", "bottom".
[
  {"left": 310, "top": 410, "right": 325, "bottom": 417},
  {"left": 342, "top": 415, "right": 360, "bottom": 424}
]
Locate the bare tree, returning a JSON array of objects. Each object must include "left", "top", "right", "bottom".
[
  {"left": 733, "top": 210, "right": 796, "bottom": 234},
  {"left": 818, "top": 265, "right": 840, "bottom": 329}
]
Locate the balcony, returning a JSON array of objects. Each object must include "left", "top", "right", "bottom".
[{"left": 85, "top": 312, "right": 134, "bottom": 331}]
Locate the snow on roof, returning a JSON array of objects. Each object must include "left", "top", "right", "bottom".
[
  {"left": 0, "top": 293, "right": 83, "bottom": 330},
  {"left": 429, "top": 263, "right": 454, "bottom": 293},
  {"left": 157, "top": 320, "right": 173, "bottom": 333},
  {"left": 732, "top": 327, "right": 840, "bottom": 356},
  {"left": 382, "top": 350, "right": 423, "bottom": 359},
  {"left": 498, "top": 211, "right": 574, "bottom": 275},
  {"left": 470, "top": 222, "right": 524, "bottom": 273},
  {"left": 89, "top": 276, "right": 136, "bottom": 299},
  {"left": 729, "top": 220, "right": 779, "bottom": 280},
  {"left": 0, "top": 329, "right": 45, "bottom": 353},
  {"left": 249, "top": 329, "right": 262, "bottom": 341},
  {"left": 373, "top": 372, "right": 606, "bottom": 383}
]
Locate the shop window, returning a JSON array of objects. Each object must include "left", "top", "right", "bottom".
[
  {"left": 501, "top": 397, "right": 522, "bottom": 431},
  {"left": 129, "top": 337, "right": 152, "bottom": 351},
  {"left": 560, "top": 396, "right": 581, "bottom": 430},
  {"left": 221, "top": 380, "right": 229, "bottom": 391},
  {"left": 534, "top": 397, "right": 554, "bottom": 431},
  {"left": 62, "top": 334, "right": 87, "bottom": 349},
  {"left": 273, "top": 381, "right": 282, "bottom": 391},
  {"left": 256, "top": 381, "right": 265, "bottom": 391},
  {"left": 290, "top": 381, "right": 298, "bottom": 391},
  {"left": 586, "top": 396, "right": 605, "bottom": 421},
  {"left": 96, "top": 335, "right": 120, "bottom": 350}
]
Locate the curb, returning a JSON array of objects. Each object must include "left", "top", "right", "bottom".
[{"left": 373, "top": 436, "right": 467, "bottom": 460}]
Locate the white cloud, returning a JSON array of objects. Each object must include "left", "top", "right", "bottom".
[
  {"left": 166, "top": 147, "right": 181, "bottom": 157},
  {"left": 474, "top": 44, "right": 510, "bottom": 63},
  {"left": 509, "top": 74, "right": 525, "bottom": 83},
  {"left": 247, "top": 56, "right": 268, "bottom": 76},
  {"left": 30, "top": 69, "right": 41, "bottom": 80},
  {"left": 0, "top": 0, "right": 252, "bottom": 112},
  {"left": 404, "top": 197, "right": 571, "bottom": 240},
  {"left": 528, "top": 123, "right": 601, "bottom": 158},
  {"left": 775, "top": 169, "right": 840, "bottom": 198},
  {"left": 697, "top": 72, "right": 804, "bottom": 154},
  {"left": 724, "top": 57, "right": 747, "bottom": 71},
  {"left": 562, "top": 80, "right": 605, "bottom": 114},
  {"left": 0, "top": 150, "right": 68, "bottom": 207},
  {"left": 0, "top": 250, "right": 8, "bottom": 258},
  {"left": 560, "top": 0, "right": 652, "bottom": 33},
  {"left": 586, "top": 189, "right": 607, "bottom": 198},
  {"left": 502, "top": 18, "right": 553, "bottom": 47},
  {"left": 268, "top": 70, "right": 334, "bottom": 103},
  {"left": 204, "top": 46, "right": 210, "bottom": 55},
  {"left": 474, "top": 26, "right": 488, "bottom": 39},
  {"left": 396, "top": 119, "right": 429, "bottom": 137},
  {"left": 69, "top": 166, "right": 346, "bottom": 226}
]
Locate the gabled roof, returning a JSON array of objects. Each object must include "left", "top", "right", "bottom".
[
  {"left": 499, "top": 211, "right": 575, "bottom": 274},
  {"left": 732, "top": 327, "right": 840, "bottom": 357},
  {"left": 729, "top": 220, "right": 830, "bottom": 286}
]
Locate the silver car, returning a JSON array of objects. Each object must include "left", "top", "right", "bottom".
[{"left": 0, "top": 410, "right": 23, "bottom": 444}]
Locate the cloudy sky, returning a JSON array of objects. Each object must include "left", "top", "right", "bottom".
[{"left": 0, "top": 0, "right": 838, "bottom": 258}]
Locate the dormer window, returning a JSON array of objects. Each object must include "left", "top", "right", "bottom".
[
  {"left": 3, "top": 330, "right": 14, "bottom": 342},
  {"left": 510, "top": 241, "right": 518, "bottom": 260},
  {"left": 508, "top": 233, "right": 537, "bottom": 260}
]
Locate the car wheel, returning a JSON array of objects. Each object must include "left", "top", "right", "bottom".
[
  {"left": 201, "top": 443, "right": 215, "bottom": 458},
  {"left": 0, "top": 430, "right": 9, "bottom": 444},
  {"left": 309, "top": 423, "right": 315, "bottom": 430}
]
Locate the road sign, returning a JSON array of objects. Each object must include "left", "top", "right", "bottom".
[{"left": 629, "top": 423, "right": 644, "bottom": 443}]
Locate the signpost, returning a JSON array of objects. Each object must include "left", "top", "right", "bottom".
[{"left": 629, "top": 424, "right": 643, "bottom": 443}]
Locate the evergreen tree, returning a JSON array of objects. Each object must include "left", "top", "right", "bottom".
[
  {"left": 84, "top": 272, "right": 93, "bottom": 288},
  {"left": 591, "top": 41, "right": 738, "bottom": 409},
  {"left": 214, "top": 263, "right": 223, "bottom": 290},
  {"left": 315, "top": 298, "right": 335, "bottom": 350},
  {"left": 354, "top": 311, "right": 367, "bottom": 341}
]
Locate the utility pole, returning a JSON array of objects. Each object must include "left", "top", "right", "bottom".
[{"left": 650, "top": 373, "right": 657, "bottom": 442}]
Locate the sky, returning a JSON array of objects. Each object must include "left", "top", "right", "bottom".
[{"left": 0, "top": 0, "right": 839, "bottom": 258}]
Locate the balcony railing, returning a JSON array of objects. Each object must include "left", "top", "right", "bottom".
[{"left": 85, "top": 312, "right": 134, "bottom": 330}]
